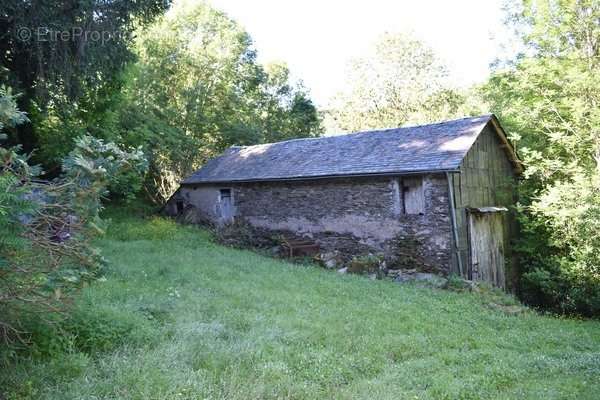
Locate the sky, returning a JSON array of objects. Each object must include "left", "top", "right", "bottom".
[{"left": 209, "top": 0, "right": 513, "bottom": 107}]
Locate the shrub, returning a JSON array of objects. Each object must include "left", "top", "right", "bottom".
[
  {"left": 518, "top": 173, "right": 600, "bottom": 317},
  {"left": 7, "top": 302, "right": 159, "bottom": 360},
  {"left": 12, "top": 313, "right": 73, "bottom": 360},
  {"left": 62, "top": 135, "right": 148, "bottom": 202},
  {"left": 521, "top": 266, "right": 600, "bottom": 317},
  {"left": 1, "top": 117, "right": 150, "bottom": 354}
]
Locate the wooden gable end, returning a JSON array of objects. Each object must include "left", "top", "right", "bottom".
[
  {"left": 449, "top": 121, "right": 520, "bottom": 287},
  {"left": 453, "top": 122, "right": 517, "bottom": 210}
]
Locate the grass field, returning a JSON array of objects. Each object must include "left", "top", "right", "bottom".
[{"left": 3, "top": 211, "right": 600, "bottom": 399}]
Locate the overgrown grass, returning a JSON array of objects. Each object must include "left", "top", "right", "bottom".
[{"left": 2, "top": 211, "right": 599, "bottom": 399}]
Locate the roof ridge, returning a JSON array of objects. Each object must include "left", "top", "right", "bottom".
[{"left": 231, "top": 114, "right": 494, "bottom": 150}]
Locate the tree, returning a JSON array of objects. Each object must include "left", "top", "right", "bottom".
[
  {"left": 327, "top": 32, "right": 475, "bottom": 132},
  {"left": 483, "top": 0, "right": 600, "bottom": 315},
  {"left": 260, "top": 62, "right": 321, "bottom": 142},
  {"left": 113, "top": 0, "right": 321, "bottom": 202},
  {"left": 0, "top": 0, "right": 169, "bottom": 161}
]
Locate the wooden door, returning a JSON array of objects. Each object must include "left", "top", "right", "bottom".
[
  {"left": 468, "top": 212, "right": 505, "bottom": 288},
  {"left": 218, "top": 189, "right": 234, "bottom": 224}
]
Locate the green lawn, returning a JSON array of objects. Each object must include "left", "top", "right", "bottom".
[{"left": 4, "top": 213, "right": 600, "bottom": 399}]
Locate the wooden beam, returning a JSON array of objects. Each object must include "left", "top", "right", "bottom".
[
  {"left": 489, "top": 117, "right": 524, "bottom": 174},
  {"left": 446, "top": 172, "right": 464, "bottom": 277}
]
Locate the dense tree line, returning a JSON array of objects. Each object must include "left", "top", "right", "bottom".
[
  {"left": 112, "top": 2, "right": 320, "bottom": 202},
  {"left": 0, "top": 0, "right": 170, "bottom": 157},
  {"left": 1, "top": 0, "right": 320, "bottom": 196},
  {"left": 482, "top": 0, "right": 600, "bottom": 315}
]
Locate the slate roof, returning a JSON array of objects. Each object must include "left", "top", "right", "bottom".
[{"left": 182, "top": 114, "right": 517, "bottom": 184}]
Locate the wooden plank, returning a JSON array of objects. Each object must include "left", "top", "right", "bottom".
[
  {"left": 402, "top": 177, "right": 425, "bottom": 214},
  {"left": 489, "top": 116, "right": 524, "bottom": 173},
  {"left": 468, "top": 212, "right": 506, "bottom": 288},
  {"left": 447, "top": 173, "right": 464, "bottom": 276}
]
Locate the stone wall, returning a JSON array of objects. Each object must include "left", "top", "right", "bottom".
[
  {"left": 170, "top": 174, "right": 453, "bottom": 273},
  {"left": 165, "top": 185, "right": 234, "bottom": 225}
]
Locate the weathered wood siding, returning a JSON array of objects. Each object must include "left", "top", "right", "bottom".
[
  {"left": 468, "top": 212, "right": 506, "bottom": 288},
  {"left": 450, "top": 123, "right": 518, "bottom": 287}
]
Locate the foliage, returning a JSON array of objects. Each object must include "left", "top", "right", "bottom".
[
  {"left": 0, "top": 85, "right": 28, "bottom": 131},
  {"left": 1, "top": 1, "right": 321, "bottom": 202},
  {"left": 326, "top": 32, "right": 480, "bottom": 132},
  {"left": 63, "top": 302, "right": 158, "bottom": 355},
  {"left": 10, "top": 297, "right": 159, "bottom": 361},
  {"left": 0, "top": 89, "right": 151, "bottom": 354},
  {"left": 519, "top": 173, "right": 600, "bottom": 315},
  {"left": 0, "top": 0, "right": 169, "bottom": 157},
  {"left": 110, "top": 0, "right": 321, "bottom": 202},
  {"left": 3, "top": 213, "right": 599, "bottom": 399},
  {"left": 483, "top": 0, "right": 600, "bottom": 316},
  {"left": 0, "top": 141, "right": 102, "bottom": 353},
  {"left": 63, "top": 135, "right": 148, "bottom": 202}
]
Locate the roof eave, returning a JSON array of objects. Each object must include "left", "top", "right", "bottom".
[
  {"left": 488, "top": 115, "right": 524, "bottom": 174},
  {"left": 181, "top": 168, "right": 462, "bottom": 185}
]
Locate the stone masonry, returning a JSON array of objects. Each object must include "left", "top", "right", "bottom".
[{"left": 173, "top": 174, "right": 453, "bottom": 273}]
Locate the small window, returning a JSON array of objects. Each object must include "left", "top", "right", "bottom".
[
  {"left": 219, "top": 188, "right": 232, "bottom": 201},
  {"left": 402, "top": 177, "right": 424, "bottom": 215}
]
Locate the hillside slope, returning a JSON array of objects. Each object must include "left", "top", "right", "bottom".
[{"left": 5, "top": 213, "right": 599, "bottom": 400}]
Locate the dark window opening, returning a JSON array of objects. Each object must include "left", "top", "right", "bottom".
[
  {"left": 219, "top": 188, "right": 232, "bottom": 200},
  {"left": 176, "top": 200, "right": 184, "bottom": 213}
]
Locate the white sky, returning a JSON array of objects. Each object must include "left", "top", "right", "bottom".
[{"left": 209, "top": 0, "right": 513, "bottom": 107}]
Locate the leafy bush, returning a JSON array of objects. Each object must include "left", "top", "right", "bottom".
[
  {"left": 521, "top": 266, "right": 600, "bottom": 317},
  {"left": 0, "top": 92, "right": 151, "bottom": 355},
  {"left": 517, "top": 173, "right": 600, "bottom": 317},
  {"left": 63, "top": 135, "right": 148, "bottom": 202},
  {"left": 11, "top": 302, "right": 158, "bottom": 359},
  {"left": 13, "top": 313, "right": 73, "bottom": 360},
  {"left": 481, "top": 1, "right": 600, "bottom": 317},
  {"left": 0, "top": 85, "right": 28, "bottom": 130}
]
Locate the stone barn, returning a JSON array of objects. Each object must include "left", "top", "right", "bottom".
[{"left": 165, "top": 115, "right": 522, "bottom": 288}]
